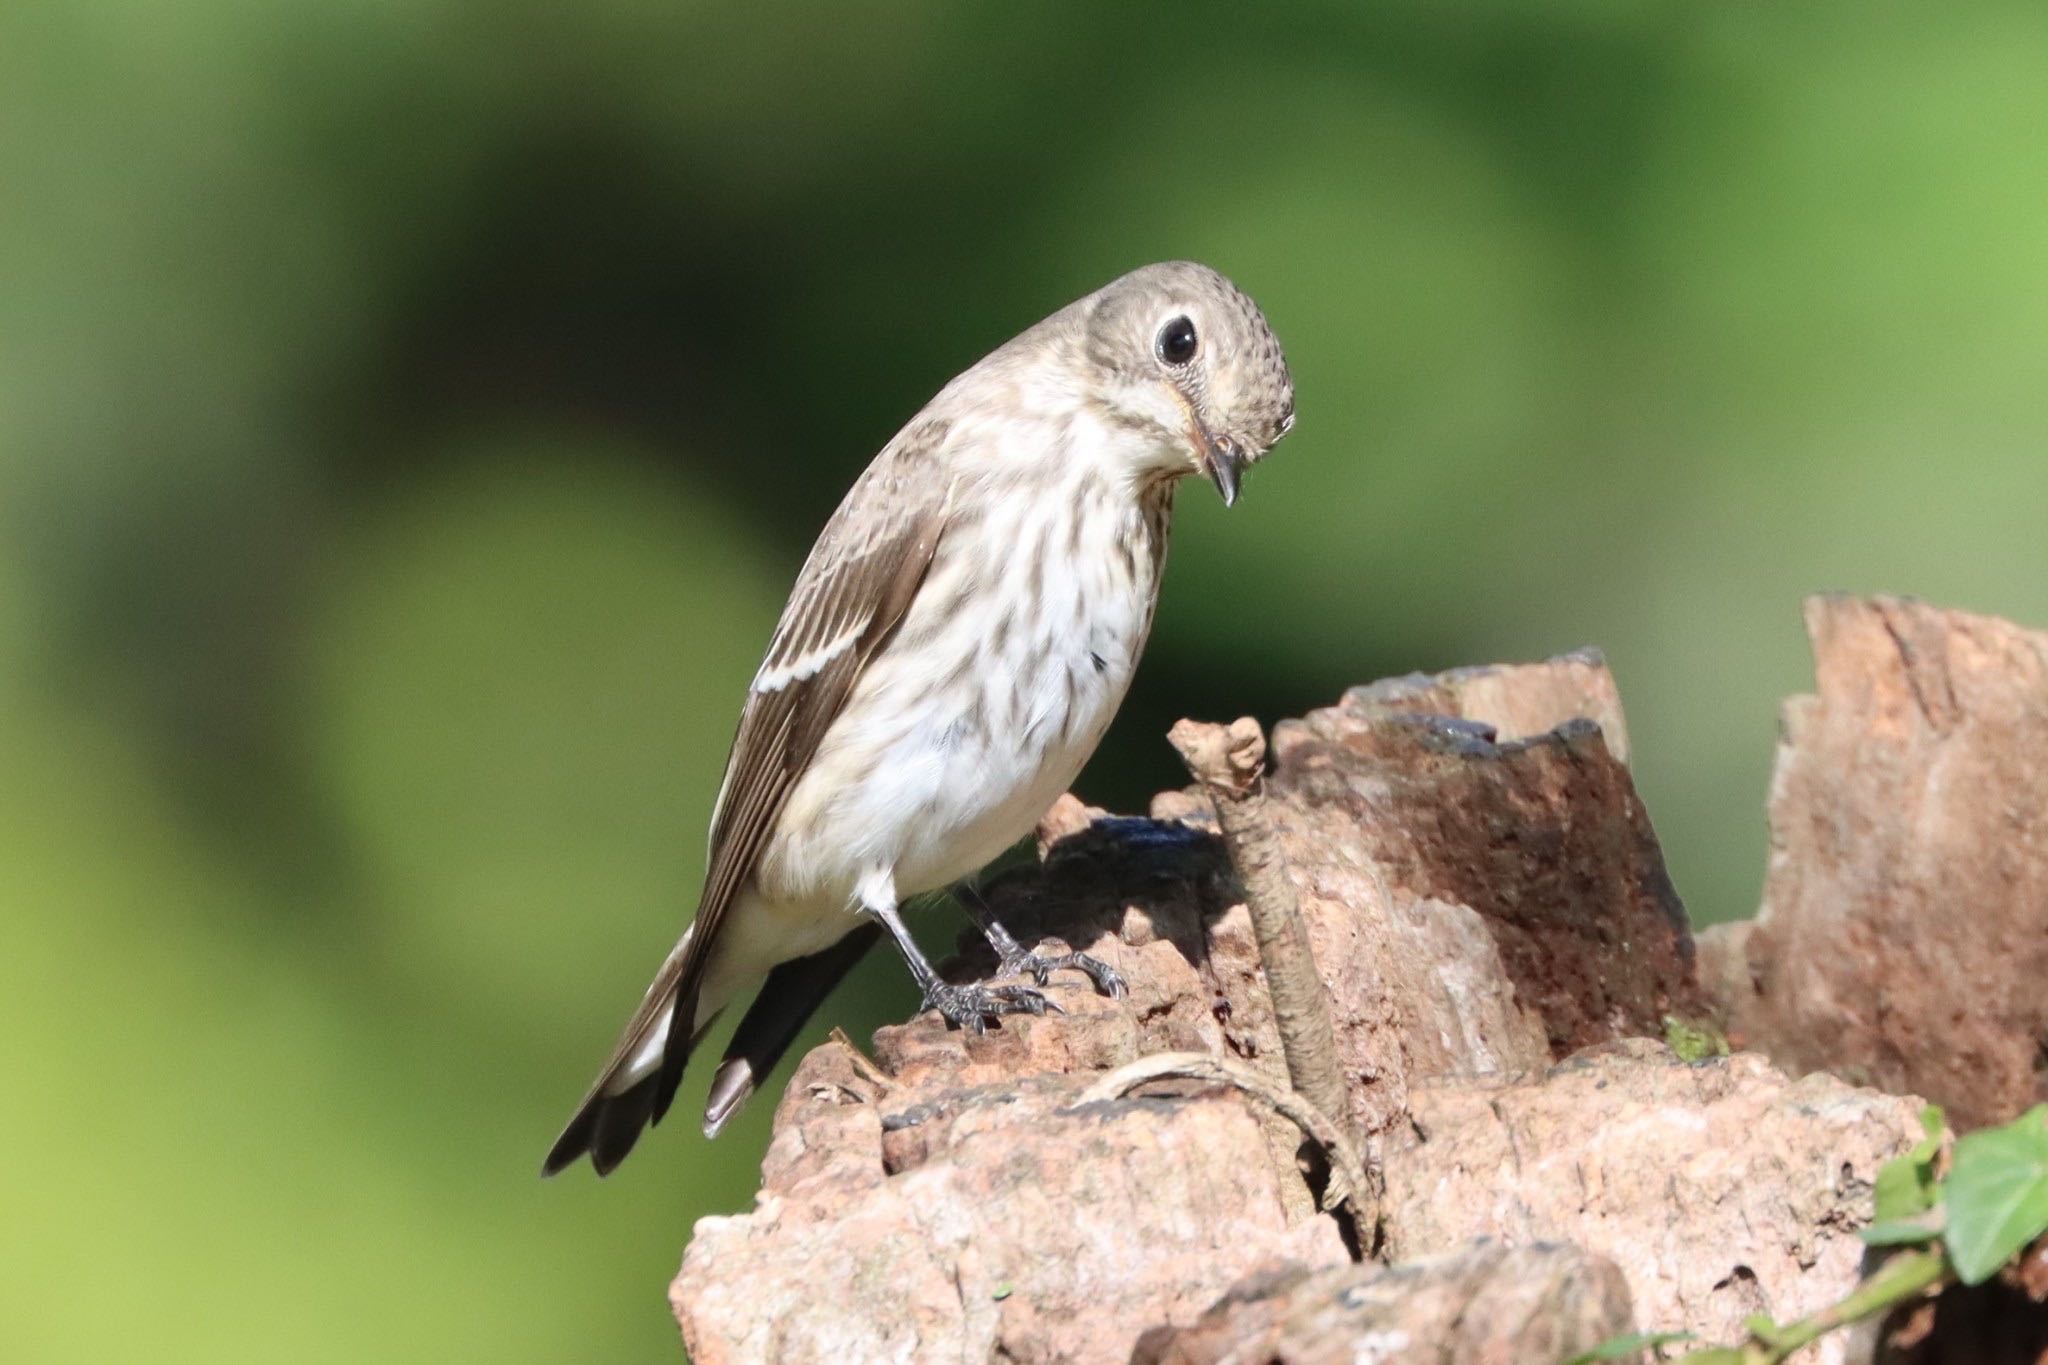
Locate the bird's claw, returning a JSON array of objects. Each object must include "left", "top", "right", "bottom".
[
  {"left": 995, "top": 947, "right": 1127, "bottom": 1000},
  {"left": 924, "top": 980, "right": 1061, "bottom": 1035}
]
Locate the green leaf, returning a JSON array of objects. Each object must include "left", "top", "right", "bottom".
[
  {"left": 1873, "top": 1161, "right": 1934, "bottom": 1219},
  {"left": 1943, "top": 1104, "right": 2048, "bottom": 1285},
  {"left": 990, "top": 1282, "right": 1014, "bottom": 1302},
  {"left": 1859, "top": 1208, "right": 1945, "bottom": 1246},
  {"left": 1669, "top": 1349, "right": 1749, "bottom": 1365},
  {"left": 1565, "top": 1329, "right": 1693, "bottom": 1363},
  {"left": 1872, "top": 1105, "right": 1946, "bottom": 1222}
]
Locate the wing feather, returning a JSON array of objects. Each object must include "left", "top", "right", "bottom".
[{"left": 551, "top": 418, "right": 953, "bottom": 1151}]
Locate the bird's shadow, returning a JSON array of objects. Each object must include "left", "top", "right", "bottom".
[{"left": 933, "top": 816, "right": 1244, "bottom": 992}]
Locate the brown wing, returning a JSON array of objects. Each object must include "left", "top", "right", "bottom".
[
  {"left": 543, "top": 421, "right": 950, "bottom": 1172},
  {"left": 655, "top": 442, "right": 948, "bottom": 1109}
]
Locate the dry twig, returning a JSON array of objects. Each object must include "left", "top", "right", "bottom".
[
  {"left": 1077, "top": 1050, "right": 1372, "bottom": 1227},
  {"left": 1167, "top": 716, "right": 1381, "bottom": 1246}
]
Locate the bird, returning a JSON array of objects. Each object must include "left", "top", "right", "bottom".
[{"left": 544, "top": 260, "right": 1295, "bottom": 1176}]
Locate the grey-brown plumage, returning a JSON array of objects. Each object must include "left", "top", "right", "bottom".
[{"left": 545, "top": 261, "right": 1294, "bottom": 1176}]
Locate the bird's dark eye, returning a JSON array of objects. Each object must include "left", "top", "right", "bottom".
[{"left": 1156, "top": 315, "right": 1198, "bottom": 367}]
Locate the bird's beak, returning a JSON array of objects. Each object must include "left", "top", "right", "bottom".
[{"left": 1193, "top": 417, "right": 1245, "bottom": 508}]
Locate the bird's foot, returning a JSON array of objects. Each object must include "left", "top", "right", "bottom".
[
  {"left": 995, "top": 945, "right": 1127, "bottom": 999},
  {"left": 923, "top": 980, "right": 1061, "bottom": 1035}
]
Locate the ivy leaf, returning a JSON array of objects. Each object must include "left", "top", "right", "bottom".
[
  {"left": 1872, "top": 1105, "right": 1946, "bottom": 1222},
  {"left": 1944, "top": 1104, "right": 2048, "bottom": 1285},
  {"left": 1565, "top": 1329, "right": 1693, "bottom": 1362},
  {"left": 1859, "top": 1205, "right": 1945, "bottom": 1246}
]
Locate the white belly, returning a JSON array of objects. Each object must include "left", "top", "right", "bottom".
[
  {"left": 754, "top": 477, "right": 1168, "bottom": 921},
  {"left": 882, "top": 628, "right": 1133, "bottom": 894}
]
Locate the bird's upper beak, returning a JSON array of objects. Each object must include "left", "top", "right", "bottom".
[{"left": 1192, "top": 416, "right": 1245, "bottom": 508}]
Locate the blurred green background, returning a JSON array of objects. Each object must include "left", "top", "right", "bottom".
[{"left": 5, "top": 2, "right": 2046, "bottom": 1358}]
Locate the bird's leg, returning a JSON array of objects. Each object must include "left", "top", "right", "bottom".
[
  {"left": 858, "top": 870, "right": 1057, "bottom": 1034},
  {"left": 956, "top": 880, "right": 1126, "bottom": 1000}
]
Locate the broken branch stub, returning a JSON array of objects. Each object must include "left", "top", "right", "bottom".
[
  {"left": 1267, "top": 681, "right": 1701, "bottom": 1058},
  {"left": 1717, "top": 595, "right": 2048, "bottom": 1131}
]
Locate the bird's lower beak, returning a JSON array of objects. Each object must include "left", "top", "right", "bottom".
[{"left": 1196, "top": 421, "right": 1245, "bottom": 508}]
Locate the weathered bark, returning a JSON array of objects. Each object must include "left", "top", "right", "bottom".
[
  {"left": 670, "top": 649, "right": 1945, "bottom": 1363},
  {"left": 1131, "top": 1241, "right": 1635, "bottom": 1365},
  {"left": 1715, "top": 595, "right": 2048, "bottom": 1130},
  {"left": 1330, "top": 645, "right": 1632, "bottom": 763},
  {"left": 1382, "top": 1038, "right": 1923, "bottom": 1365},
  {"left": 1260, "top": 671, "right": 1700, "bottom": 1061},
  {"left": 676, "top": 1050, "right": 1347, "bottom": 1364}
]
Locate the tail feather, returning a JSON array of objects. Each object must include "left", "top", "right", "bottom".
[
  {"left": 545, "top": 921, "right": 881, "bottom": 1172},
  {"left": 702, "top": 924, "right": 882, "bottom": 1138},
  {"left": 587, "top": 1076, "right": 661, "bottom": 1175},
  {"left": 541, "top": 985, "right": 711, "bottom": 1177}
]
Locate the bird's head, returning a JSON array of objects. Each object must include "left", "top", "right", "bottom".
[{"left": 1080, "top": 261, "right": 1295, "bottom": 506}]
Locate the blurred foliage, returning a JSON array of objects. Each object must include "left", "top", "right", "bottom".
[{"left": 4, "top": 2, "right": 2048, "bottom": 1358}]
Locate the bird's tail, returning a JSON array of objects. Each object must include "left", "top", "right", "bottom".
[
  {"left": 543, "top": 929, "right": 713, "bottom": 1177},
  {"left": 545, "top": 921, "right": 883, "bottom": 1171},
  {"left": 701, "top": 922, "right": 882, "bottom": 1137}
]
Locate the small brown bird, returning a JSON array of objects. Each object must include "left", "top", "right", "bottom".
[{"left": 545, "top": 261, "right": 1294, "bottom": 1175}]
